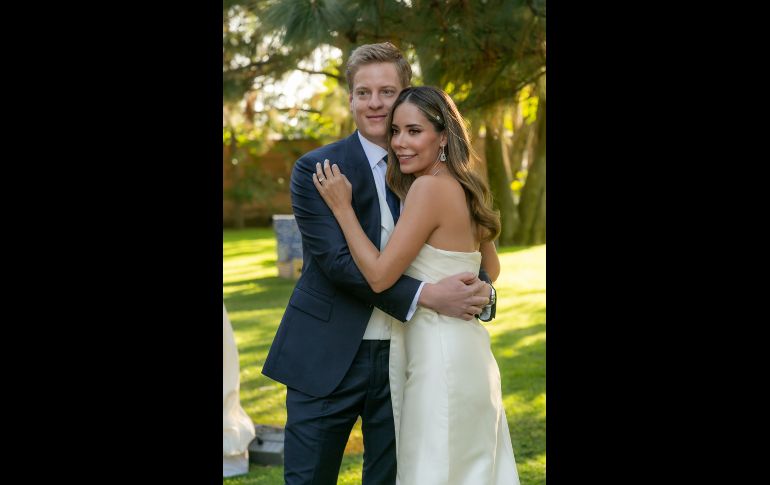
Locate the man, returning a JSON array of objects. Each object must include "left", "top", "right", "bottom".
[{"left": 262, "top": 42, "right": 496, "bottom": 485}]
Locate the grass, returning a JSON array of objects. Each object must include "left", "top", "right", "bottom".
[{"left": 224, "top": 228, "right": 546, "bottom": 484}]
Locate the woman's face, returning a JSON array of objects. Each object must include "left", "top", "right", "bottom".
[{"left": 390, "top": 102, "right": 447, "bottom": 177}]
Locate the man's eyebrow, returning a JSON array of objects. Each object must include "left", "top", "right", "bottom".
[{"left": 355, "top": 85, "right": 398, "bottom": 90}]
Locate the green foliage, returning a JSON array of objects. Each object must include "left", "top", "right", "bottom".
[
  {"left": 222, "top": 1, "right": 547, "bottom": 246},
  {"left": 262, "top": 0, "right": 349, "bottom": 49},
  {"left": 227, "top": 162, "right": 277, "bottom": 204},
  {"left": 511, "top": 169, "right": 528, "bottom": 195},
  {"left": 518, "top": 85, "right": 540, "bottom": 125},
  {"left": 299, "top": 74, "right": 350, "bottom": 142},
  {"left": 224, "top": 125, "right": 271, "bottom": 156},
  {"left": 443, "top": 80, "right": 474, "bottom": 104},
  {"left": 407, "top": 0, "right": 546, "bottom": 112},
  {"left": 224, "top": 123, "right": 278, "bottom": 205},
  {"left": 223, "top": 228, "right": 546, "bottom": 485},
  {"left": 277, "top": 62, "right": 351, "bottom": 143},
  {"left": 222, "top": 0, "right": 547, "bottom": 162}
]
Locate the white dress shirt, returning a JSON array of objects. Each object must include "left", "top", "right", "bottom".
[{"left": 357, "top": 132, "right": 423, "bottom": 340}]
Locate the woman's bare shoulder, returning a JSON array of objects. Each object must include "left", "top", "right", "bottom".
[
  {"left": 408, "top": 174, "right": 461, "bottom": 194},
  {"left": 403, "top": 177, "right": 466, "bottom": 222},
  {"left": 407, "top": 175, "right": 463, "bottom": 204}
]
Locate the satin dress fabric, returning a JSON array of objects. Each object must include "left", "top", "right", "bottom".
[{"left": 389, "top": 244, "right": 520, "bottom": 485}]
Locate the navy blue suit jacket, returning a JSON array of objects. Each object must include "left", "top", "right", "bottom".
[{"left": 262, "top": 132, "right": 423, "bottom": 397}]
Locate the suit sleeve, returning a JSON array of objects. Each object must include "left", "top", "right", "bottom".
[
  {"left": 479, "top": 268, "right": 491, "bottom": 284},
  {"left": 291, "top": 155, "right": 421, "bottom": 322}
]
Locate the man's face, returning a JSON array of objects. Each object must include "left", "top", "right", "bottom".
[{"left": 349, "top": 62, "right": 404, "bottom": 148}]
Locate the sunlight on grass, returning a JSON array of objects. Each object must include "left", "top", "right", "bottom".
[
  {"left": 224, "top": 230, "right": 545, "bottom": 484},
  {"left": 337, "top": 454, "right": 365, "bottom": 484},
  {"left": 344, "top": 419, "right": 364, "bottom": 454},
  {"left": 517, "top": 452, "right": 547, "bottom": 485}
]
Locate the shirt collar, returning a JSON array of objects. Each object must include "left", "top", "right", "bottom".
[{"left": 357, "top": 131, "right": 388, "bottom": 170}]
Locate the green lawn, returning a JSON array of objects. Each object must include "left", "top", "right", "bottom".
[{"left": 224, "top": 228, "right": 546, "bottom": 484}]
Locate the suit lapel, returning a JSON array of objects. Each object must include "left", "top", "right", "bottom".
[{"left": 344, "top": 132, "right": 381, "bottom": 248}]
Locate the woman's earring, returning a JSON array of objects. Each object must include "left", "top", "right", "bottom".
[{"left": 439, "top": 145, "right": 446, "bottom": 162}]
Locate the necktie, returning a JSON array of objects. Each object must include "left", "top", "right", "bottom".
[{"left": 382, "top": 156, "right": 400, "bottom": 224}]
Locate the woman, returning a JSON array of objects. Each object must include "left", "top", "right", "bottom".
[{"left": 313, "top": 86, "right": 519, "bottom": 484}]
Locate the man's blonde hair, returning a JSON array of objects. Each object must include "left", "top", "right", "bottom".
[{"left": 345, "top": 42, "right": 412, "bottom": 91}]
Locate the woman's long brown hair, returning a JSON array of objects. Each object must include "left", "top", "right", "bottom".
[{"left": 386, "top": 86, "right": 501, "bottom": 242}]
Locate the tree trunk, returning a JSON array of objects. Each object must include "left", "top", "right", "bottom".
[
  {"left": 484, "top": 107, "right": 517, "bottom": 245},
  {"left": 508, "top": 102, "right": 531, "bottom": 185},
  {"left": 531, "top": 182, "right": 546, "bottom": 245},
  {"left": 515, "top": 76, "right": 546, "bottom": 245}
]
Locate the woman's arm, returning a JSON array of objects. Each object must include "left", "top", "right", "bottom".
[
  {"left": 314, "top": 160, "right": 439, "bottom": 293},
  {"left": 480, "top": 240, "right": 500, "bottom": 282},
  {"left": 292, "top": 153, "right": 421, "bottom": 321}
]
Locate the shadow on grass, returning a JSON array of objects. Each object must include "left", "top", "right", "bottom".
[
  {"left": 258, "top": 258, "right": 279, "bottom": 269},
  {"left": 223, "top": 228, "right": 546, "bottom": 485},
  {"left": 222, "top": 453, "right": 365, "bottom": 485},
  {"left": 490, "top": 320, "right": 546, "bottom": 463},
  {"left": 223, "top": 248, "right": 270, "bottom": 259},
  {"left": 224, "top": 277, "right": 294, "bottom": 313}
]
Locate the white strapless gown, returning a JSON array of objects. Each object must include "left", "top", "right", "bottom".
[{"left": 389, "top": 244, "right": 520, "bottom": 485}]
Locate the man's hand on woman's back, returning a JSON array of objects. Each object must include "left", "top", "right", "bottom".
[{"left": 418, "top": 272, "right": 491, "bottom": 321}]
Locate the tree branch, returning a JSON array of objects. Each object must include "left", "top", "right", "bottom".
[
  {"left": 251, "top": 107, "right": 322, "bottom": 115},
  {"left": 294, "top": 68, "right": 343, "bottom": 81},
  {"left": 224, "top": 59, "right": 275, "bottom": 74},
  {"left": 224, "top": 58, "right": 343, "bottom": 83},
  {"left": 459, "top": 68, "right": 546, "bottom": 112}
]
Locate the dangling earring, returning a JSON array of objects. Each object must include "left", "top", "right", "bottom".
[{"left": 439, "top": 145, "right": 446, "bottom": 162}]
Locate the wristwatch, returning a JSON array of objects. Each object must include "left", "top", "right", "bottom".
[{"left": 478, "top": 285, "right": 496, "bottom": 322}]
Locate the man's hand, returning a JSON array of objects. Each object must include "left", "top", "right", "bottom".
[{"left": 418, "top": 272, "right": 491, "bottom": 320}]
